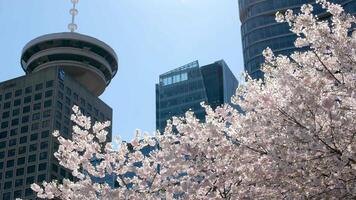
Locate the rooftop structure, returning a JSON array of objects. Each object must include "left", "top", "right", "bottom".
[{"left": 21, "top": 32, "right": 118, "bottom": 96}]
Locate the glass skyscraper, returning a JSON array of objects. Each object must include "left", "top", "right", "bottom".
[
  {"left": 0, "top": 32, "right": 117, "bottom": 199},
  {"left": 238, "top": 0, "right": 356, "bottom": 80},
  {"left": 156, "top": 60, "right": 239, "bottom": 132}
]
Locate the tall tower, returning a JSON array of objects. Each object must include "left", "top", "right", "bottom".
[
  {"left": 238, "top": 0, "right": 356, "bottom": 80},
  {"left": 156, "top": 60, "right": 239, "bottom": 133},
  {"left": 0, "top": 1, "right": 118, "bottom": 199}
]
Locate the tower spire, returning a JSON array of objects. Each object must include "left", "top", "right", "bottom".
[{"left": 68, "top": 0, "right": 79, "bottom": 32}]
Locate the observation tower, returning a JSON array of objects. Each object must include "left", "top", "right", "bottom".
[{"left": 20, "top": 0, "right": 118, "bottom": 96}]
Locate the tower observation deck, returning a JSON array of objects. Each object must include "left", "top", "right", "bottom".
[{"left": 20, "top": 32, "right": 118, "bottom": 96}]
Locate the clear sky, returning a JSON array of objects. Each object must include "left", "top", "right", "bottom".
[{"left": 0, "top": 0, "right": 244, "bottom": 141}]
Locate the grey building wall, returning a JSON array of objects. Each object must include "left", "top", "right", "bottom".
[
  {"left": 156, "top": 60, "right": 239, "bottom": 133},
  {"left": 0, "top": 68, "right": 112, "bottom": 200},
  {"left": 238, "top": 0, "right": 356, "bottom": 80}
]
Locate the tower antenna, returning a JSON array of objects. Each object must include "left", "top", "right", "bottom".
[{"left": 68, "top": 0, "right": 79, "bottom": 32}]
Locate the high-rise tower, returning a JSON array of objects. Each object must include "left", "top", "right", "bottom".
[
  {"left": 156, "top": 60, "right": 238, "bottom": 133},
  {"left": 0, "top": 1, "right": 118, "bottom": 199},
  {"left": 238, "top": 0, "right": 356, "bottom": 80}
]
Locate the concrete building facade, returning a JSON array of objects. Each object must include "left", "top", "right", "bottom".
[{"left": 0, "top": 32, "right": 117, "bottom": 199}]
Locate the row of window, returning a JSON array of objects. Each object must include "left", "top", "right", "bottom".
[
  {"left": 0, "top": 150, "right": 48, "bottom": 163},
  {"left": 1, "top": 97, "right": 52, "bottom": 112},
  {"left": 0, "top": 162, "right": 48, "bottom": 181},
  {"left": 0, "top": 139, "right": 48, "bottom": 151},
  {"left": 0, "top": 80, "right": 54, "bottom": 102},
  {"left": 1, "top": 187, "right": 34, "bottom": 199}
]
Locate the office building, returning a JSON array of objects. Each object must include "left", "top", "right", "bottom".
[
  {"left": 238, "top": 0, "right": 356, "bottom": 79},
  {"left": 156, "top": 60, "right": 238, "bottom": 132},
  {"left": 0, "top": 32, "right": 118, "bottom": 199}
]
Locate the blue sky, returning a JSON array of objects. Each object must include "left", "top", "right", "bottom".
[{"left": 0, "top": 0, "right": 244, "bottom": 141}]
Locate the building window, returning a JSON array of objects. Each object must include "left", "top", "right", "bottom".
[
  {"left": 73, "top": 92, "right": 78, "bottom": 101},
  {"left": 9, "top": 139, "right": 16, "bottom": 146},
  {"left": 66, "top": 87, "right": 72, "bottom": 96},
  {"left": 12, "top": 108, "right": 20, "bottom": 117},
  {"left": 55, "top": 121, "right": 61, "bottom": 130},
  {"left": 45, "top": 90, "right": 53, "bottom": 98},
  {"left": 18, "top": 146, "right": 26, "bottom": 154},
  {"left": 4, "top": 181, "right": 12, "bottom": 189},
  {"left": 65, "top": 97, "right": 71, "bottom": 105},
  {"left": 34, "top": 93, "right": 42, "bottom": 101},
  {"left": 5, "top": 170, "right": 13, "bottom": 178},
  {"left": 7, "top": 149, "right": 15, "bottom": 157},
  {"left": 10, "top": 128, "right": 17, "bottom": 136},
  {"left": 40, "top": 131, "right": 49, "bottom": 140},
  {"left": 19, "top": 136, "right": 27, "bottom": 144},
  {"left": 33, "top": 103, "right": 41, "bottom": 111},
  {"left": 39, "top": 152, "right": 48, "bottom": 160},
  {"left": 0, "top": 141, "right": 6, "bottom": 149},
  {"left": 42, "top": 120, "right": 50, "bottom": 128},
  {"left": 52, "top": 163, "right": 58, "bottom": 173},
  {"left": 21, "top": 116, "right": 29, "bottom": 124},
  {"left": 31, "top": 123, "right": 39, "bottom": 131},
  {"left": 64, "top": 106, "right": 70, "bottom": 115},
  {"left": 58, "top": 81, "right": 64, "bottom": 89},
  {"left": 28, "top": 155, "right": 36, "bottom": 163},
  {"left": 3, "top": 192, "right": 11, "bottom": 200},
  {"left": 15, "top": 89, "right": 22, "bottom": 97},
  {"left": 14, "top": 190, "right": 22, "bottom": 198},
  {"left": 60, "top": 168, "right": 66, "bottom": 177},
  {"left": 2, "top": 111, "right": 10, "bottom": 119},
  {"left": 11, "top": 118, "right": 19, "bottom": 126},
  {"left": 32, "top": 112, "right": 41, "bottom": 121},
  {"left": 55, "top": 111, "right": 62, "bottom": 119},
  {"left": 6, "top": 159, "right": 14, "bottom": 168},
  {"left": 25, "top": 188, "right": 33, "bottom": 196},
  {"left": 16, "top": 168, "right": 24, "bottom": 176},
  {"left": 23, "top": 105, "right": 31, "bottom": 114},
  {"left": 20, "top": 125, "right": 28, "bottom": 133},
  {"left": 26, "top": 176, "right": 35, "bottom": 185},
  {"left": 40, "top": 141, "right": 48, "bottom": 150},
  {"left": 44, "top": 100, "right": 52, "bottom": 108},
  {"left": 38, "top": 163, "right": 47, "bottom": 171},
  {"left": 56, "top": 101, "right": 63, "bottom": 110},
  {"left": 0, "top": 131, "right": 6, "bottom": 139},
  {"left": 5, "top": 92, "right": 12, "bottom": 100},
  {"left": 43, "top": 110, "right": 51, "bottom": 119},
  {"left": 30, "top": 133, "right": 38, "bottom": 141},
  {"left": 1, "top": 121, "right": 9, "bottom": 129},
  {"left": 14, "top": 99, "right": 21, "bottom": 107},
  {"left": 27, "top": 165, "right": 36, "bottom": 174},
  {"left": 24, "top": 96, "right": 31, "bottom": 104},
  {"left": 38, "top": 174, "right": 46, "bottom": 182},
  {"left": 15, "top": 179, "right": 23, "bottom": 187},
  {"left": 35, "top": 83, "right": 43, "bottom": 91},
  {"left": 17, "top": 157, "right": 25, "bottom": 165},
  {"left": 29, "top": 144, "right": 37, "bottom": 152},
  {"left": 25, "top": 86, "right": 32, "bottom": 94},
  {"left": 3, "top": 102, "right": 11, "bottom": 109},
  {"left": 46, "top": 80, "right": 54, "bottom": 88},
  {"left": 63, "top": 127, "right": 69, "bottom": 136}
]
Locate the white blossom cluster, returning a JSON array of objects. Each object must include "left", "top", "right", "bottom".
[{"left": 31, "top": 1, "right": 355, "bottom": 199}]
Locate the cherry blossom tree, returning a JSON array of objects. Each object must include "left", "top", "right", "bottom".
[{"left": 31, "top": 0, "right": 356, "bottom": 199}]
